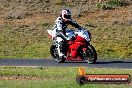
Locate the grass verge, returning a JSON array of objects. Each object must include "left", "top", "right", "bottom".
[{"left": 0, "top": 67, "right": 131, "bottom": 88}]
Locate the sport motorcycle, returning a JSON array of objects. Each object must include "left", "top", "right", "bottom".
[{"left": 47, "top": 28, "right": 97, "bottom": 64}]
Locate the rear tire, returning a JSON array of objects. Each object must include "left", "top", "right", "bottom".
[
  {"left": 50, "top": 45, "right": 66, "bottom": 63},
  {"left": 83, "top": 45, "right": 97, "bottom": 64}
]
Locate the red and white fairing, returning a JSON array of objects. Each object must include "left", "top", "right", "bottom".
[
  {"left": 47, "top": 27, "right": 97, "bottom": 63},
  {"left": 47, "top": 28, "right": 91, "bottom": 42}
]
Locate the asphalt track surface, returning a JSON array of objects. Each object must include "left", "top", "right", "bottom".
[{"left": 0, "top": 59, "right": 132, "bottom": 69}]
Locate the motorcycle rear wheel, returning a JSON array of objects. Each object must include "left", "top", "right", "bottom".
[
  {"left": 83, "top": 45, "right": 97, "bottom": 64},
  {"left": 50, "top": 45, "right": 66, "bottom": 63}
]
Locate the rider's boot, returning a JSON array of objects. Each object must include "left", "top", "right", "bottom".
[{"left": 57, "top": 41, "right": 66, "bottom": 58}]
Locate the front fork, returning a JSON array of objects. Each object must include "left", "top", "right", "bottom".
[
  {"left": 82, "top": 48, "right": 87, "bottom": 52},
  {"left": 82, "top": 48, "right": 87, "bottom": 60},
  {"left": 81, "top": 45, "right": 90, "bottom": 60}
]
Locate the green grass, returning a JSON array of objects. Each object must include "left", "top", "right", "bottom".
[
  {"left": 0, "top": 24, "right": 131, "bottom": 59},
  {"left": 0, "top": 67, "right": 132, "bottom": 88},
  {"left": 96, "top": 0, "right": 129, "bottom": 10},
  {"left": 88, "top": 25, "right": 132, "bottom": 59},
  {"left": 0, "top": 24, "right": 52, "bottom": 59},
  {"left": 0, "top": 80, "right": 131, "bottom": 88}
]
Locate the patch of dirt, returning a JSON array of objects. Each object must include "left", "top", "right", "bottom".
[
  {"left": 77, "top": 6, "right": 132, "bottom": 25},
  {"left": 0, "top": 13, "right": 55, "bottom": 25},
  {"left": 0, "top": 75, "right": 44, "bottom": 80},
  {"left": 0, "top": 75, "right": 73, "bottom": 81},
  {"left": 1, "top": 5, "right": 131, "bottom": 27}
]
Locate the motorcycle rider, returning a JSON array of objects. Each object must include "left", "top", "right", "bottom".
[{"left": 52, "top": 9, "right": 82, "bottom": 58}]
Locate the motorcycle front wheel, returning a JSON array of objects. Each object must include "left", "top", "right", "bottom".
[
  {"left": 82, "top": 45, "right": 97, "bottom": 64},
  {"left": 50, "top": 45, "right": 66, "bottom": 63}
]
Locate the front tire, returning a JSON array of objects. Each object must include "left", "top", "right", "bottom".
[
  {"left": 50, "top": 45, "right": 66, "bottom": 63},
  {"left": 83, "top": 45, "right": 97, "bottom": 64}
]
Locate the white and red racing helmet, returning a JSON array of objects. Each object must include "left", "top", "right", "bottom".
[{"left": 61, "top": 9, "right": 71, "bottom": 21}]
